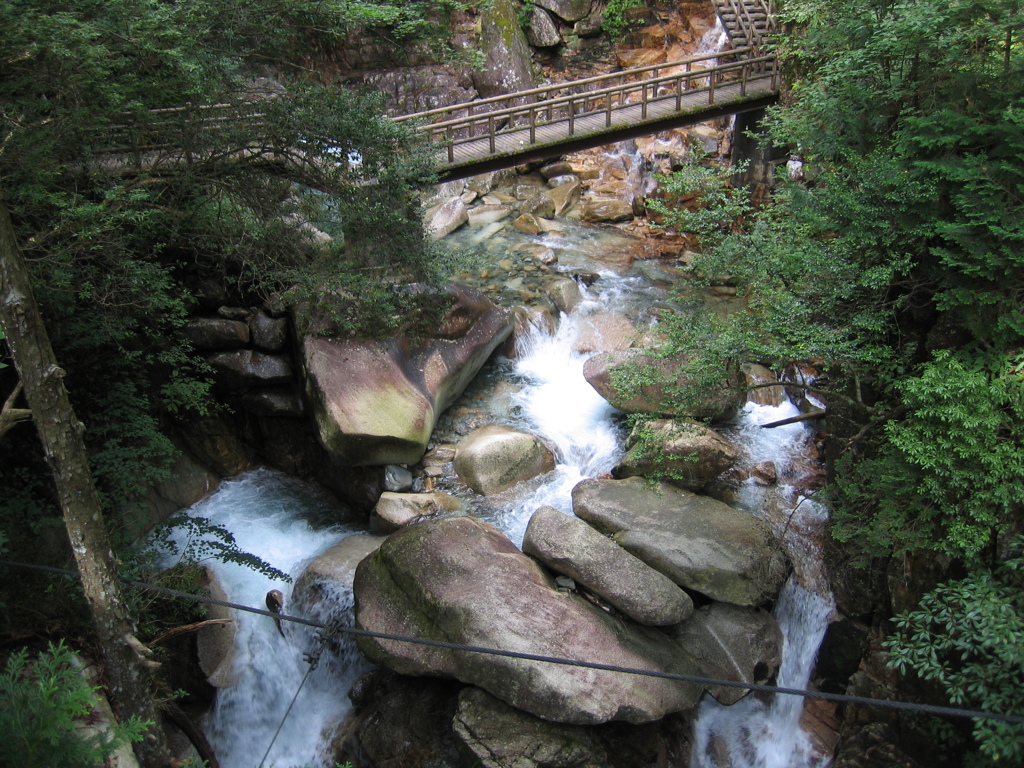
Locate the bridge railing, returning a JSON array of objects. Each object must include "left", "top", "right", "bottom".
[{"left": 395, "top": 50, "right": 777, "bottom": 164}]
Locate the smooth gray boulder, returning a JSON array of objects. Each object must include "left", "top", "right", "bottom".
[
  {"left": 526, "top": 6, "right": 562, "bottom": 47},
  {"left": 535, "top": 0, "right": 592, "bottom": 22},
  {"left": 615, "top": 419, "right": 739, "bottom": 489},
  {"left": 183, "top": 317, "right": 249, "bottom": 350},
  {"left": 545, "top": 180, "right": 582, "bottom": 215},
  {"left": 370, "top": 491, "right": 463, "bottom": 534},
  {"left": 205, "top": 350, "right": 292, "bottom": 389},
  {"left": 571, "top": 477, "right": 790, "bottom": 606},
  {"left": 473, "top": 0, "right": 536, "bottom": 98},
  {"left": 250, "top": 312, "right": 288, "bottom": 352},
  {"left": 666, "top": 602, "right": 784, "bottom": 705},
  {"left": 197, "top": 572, "right": 237, "bottom": 687},
  {"left": 454, "top": 425, "right": 556, "bottom": 495},
  {"left": 523, "top": 506, "right": 693, "bottom": 626},
  {"left": 301, "top": 286, "right": 512, "bottom": 466},
  {"left": 292, "top": 533, "right": 387, "bottom": 611},
  {"left": 454, "top": 687, "right": 609, "bottom": 768},
  {"left": 353, "top": 516, "right": 704, "bottom": 724},
  {"left": 521, "top": 192, "right": 556, "bottom": 219},
  {"left": 427, "top": 197, "right": 469, "bottom": 239},
  {"left": 583, "top": 349, "right": 740, "bottom": 421},
  {"left": 544, "top": 277, "right": 582, "bottom": 314},
  {"left": 468, "top": 204, "right": 512, "bottom": 227}
]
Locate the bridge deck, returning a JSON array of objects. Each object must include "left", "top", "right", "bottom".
[{"left": 433, "top": 75, "right": 778, "bottom": 180}]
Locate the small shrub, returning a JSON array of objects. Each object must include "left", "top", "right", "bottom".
[{"left": 1, "top": 641, "right": 147, "bottom": 768}]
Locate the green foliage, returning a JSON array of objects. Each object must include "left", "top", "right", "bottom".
[
  {"left": 647, "top": 158, "right": 753, "bottom": 248},
  {"left": 832, "top": 350, "right": 1024, "bottom": 562},
  {"left": 885, "top": 540, "right": 1024, "bottom": 765},
  {"left": 1, "top": 641, "right": 148, "bottom": 768},
  {"left": 602, "top": 0, "right": 645, "bottom": 38}
]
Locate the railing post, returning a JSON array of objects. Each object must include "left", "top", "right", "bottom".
[
  {"left": 569, "top": 96, "right": 575, "bottom": 135},
  {"left": 676, "top": 75, "right": 682, "bottom": 109},
  {"left": 606, "top": 89, "right": 613, "bottom": 127},
  {"left": 447, "top": 126, "right": 454, "bottom": 163},
  {"left": 741, "top": 61, "right": 748, "bottom": 97},
  {"left": 709, "top": 68, "right": 716, "bottom": 104},
  {"left": 530, "top": 107, "right": 536, "bottom": 144},
  {"left": 642, "top": 81, "right": 648, "bottom": 119},
  {"left": 489, "top": 114, "right": 495, "bottom": 154},
  {"left": 685, "top": 61, "right": 692, "bottom": 91}
]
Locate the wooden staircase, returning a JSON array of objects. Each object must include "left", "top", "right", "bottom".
[{"left": 712, "top": 0, "right": 775, "bottom": 50}]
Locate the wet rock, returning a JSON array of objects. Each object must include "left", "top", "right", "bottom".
[
  {"left": 205, "top": 350, "right": 293, "bottom": 389},
  {"left": 582, "top": 199, "right": 635, "bottom": 223},
  {"left": 426, "top": 197, "right": 469, "bottom": 239},
  {"left": 353, "top": 516, "right": 704, "bottom": 724},
  {"left": 249, "top": 312, "right": 288, "bottom": 352},
  {"left": 523, "top": 506, "right": 693, "bottom": 626},
  {"left": 750, "top": 461, "right": 777, "bottom": 485},
  {"left": 544, "top": 277, "right": 583, "bottom": 314},
  {"left": 384, "top": 464, "right": 414, "bottom": 492},
  {"left": 583, "top": 349, "right": 740, "bottom": 421},
  {"left": 301, "top": 286, "right": 512, "bottom": 466},
  {"left": 547, "top": 174, "right": 580, "bottom": 188},
  {"left": 468, "top": 204, "right": 512, "bottom": 227},
  {"left": 197, "top": 572, "right": 237, "bottom": 687},
  {"left": 540, "top": 161, "right": 575, "bottom": 179},
  {"left": 512, "top": 213, "right": 543, "bottom": 235},
  {"left": 546, "top": 180, "right": 583, "bottom": 216},
  {"left": 526, "top": 6, "right": 562, "bottom": 47},
  {"left": 573, "top": 312, "right": 636, "bottom": 353},
  {"left": 666, "top": 602, "right": 783, "bottom": 705},
  {"left": 292, "top": 533, "right": 388, "bottom": 611},
  {"left": 454, "top": 425, "right": 556, "bottom": 495},
  {"left": 571, "top": 477, "right": 790, "bottom": 606},
  {"left": 741, "top": 362, "right": 786, "bottom": 406},
  {"left": 615, "top": 419, "right": 739, "bottom": 490},
  {"left": 370, "top": 491, "right": 463, "bottom": 534},
  {"left": 182, "top": 318, "right": 250, "bottom": 350},
  {"left": 454, "top": 687, "right": 610, "bottom": 768},
  {"left": 521, "top": 192, "right": 557, "bottom": 219}
]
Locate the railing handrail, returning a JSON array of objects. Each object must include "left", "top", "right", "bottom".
[
  {"left": 411, "top": 53, "right": 777, "bottom": 135},
  {"left": 392, "top": 45, "right": 761, "bottom": 124}
]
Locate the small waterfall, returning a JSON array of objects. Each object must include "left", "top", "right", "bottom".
[
  {"left": 155, "top": 470, "right": 367, "bottom": 768},
  {"left": 696, "top": 17, "right": 729, "bottom": 58},
  {"left": 690, "top": 402, "right": 834, "bottom": 768}
]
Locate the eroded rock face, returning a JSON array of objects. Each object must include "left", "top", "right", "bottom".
[
  {"left": 615, "top": 419, "right": 739, "bottom": 489},
  {"left": 583, "top": 349, "right": 740, "bottom": 421},
  {"left": 473, "top": 0, "right": 536, "bottom": 98},
  {"left": 205, "top": 350, "right": 293, "bottom": 389},
  {"left": 571, "top": 478, "right": 790, "bottom": 606},
  {"left": 454, "top": 425, "right": 556, "bottom": 495},
  {"left": 523, "top": 506, "right": 693, "bottom": 626},
  {"left": 454, "top": 687, "right": 610, "bottom": 768},
  {"left": 666, "top": 602, "right": 783, "bottom": 705},
  {"left": 526, "top": 6, "right": 563, "bottom": 47},
  {"left": 301, "top": 286, "right": 512, "bottom": 466},
  {"left": 353, "top": 516, "right": 704, "bottom": 724}
]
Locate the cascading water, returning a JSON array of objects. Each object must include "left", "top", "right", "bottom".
[
  {"left": 690, "top": 401, "right": 834, "bottom": 768},
  {"left": 155, "top": 470, "right": 368, "bottom": 768}
]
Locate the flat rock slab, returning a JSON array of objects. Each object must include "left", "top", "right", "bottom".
[
  {"left": 354, "top": 516, "right": 703, "bottom": 725},
  {"left": 571, "top": 477, "right": 790, "bottom": 607},
  {"left": 523, "top": 506, "right": 693, "bottom": 626}
]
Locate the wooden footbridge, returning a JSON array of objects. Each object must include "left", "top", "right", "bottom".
[
  {"left": 396, "top": 0, "right": 778, "bottom": 181},
  {"left": 96, "top": 1, "right": 777, "bottom": 183}
]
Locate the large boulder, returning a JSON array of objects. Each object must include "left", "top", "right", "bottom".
[
  {"left": 582, "top": 199, "right": 635, "bottom": 223},
  {"left": 534, "top": 0, "right": 592, "bottom": 23},
  {"left": 454, "top": 425, "right": 556, "bottom": 495},
  {"left": 182, "top": 318, "right": 249, "bottom": 350},
  {"left": 204, "top": 350, "right": 293, "bottom": 389},
  {"left": 666, "top": 602, "right": 783, "bottom": 705},
  {"left": 196, "top": 572, "right": 237, "bottom": 687},
  {"left": 526, "top": 6, "right": 563, "bottom": 47},
  {"left": 583, "top": 349, "right": 740, "bottom": 421},
  {"left": 472, "top": 0, "right": 536, "bottom": 98},
  {"left": 292, "top": 534, "right": 387, "bottom": 612},
  {"left": 301, "top": 286, "right": 513, "bottom": 466},
  {"left": 427, "top": 197, "right": 469, "bottom": 239},
  {"left": 615, "top": 419, "right": 739, "bottom": 489},
  {"left": 545, "top": 180, "right": 583, "bottom": 216},
  {"left": 571, "top": 478, "right": 790, "bottom": 606},
  {"left": 523, "top": 506, "right": 693, "bottom": 626},
  {"left": 454, "top": 687, "right": 610, "bottom": 768},
  {"left": 353, "top": 516, "right": 704, "bottom": 724}
]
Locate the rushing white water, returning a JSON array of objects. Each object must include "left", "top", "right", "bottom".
[
  {"left": 690, "top": 402, "right": 834, "bottom": 768},
  {"left": 155, "top": 470, "right": 367, "bottom": 768}
]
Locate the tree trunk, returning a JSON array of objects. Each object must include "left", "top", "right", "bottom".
[{"left": 0, "top": 192, "right": 173, "bottom": 768}]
